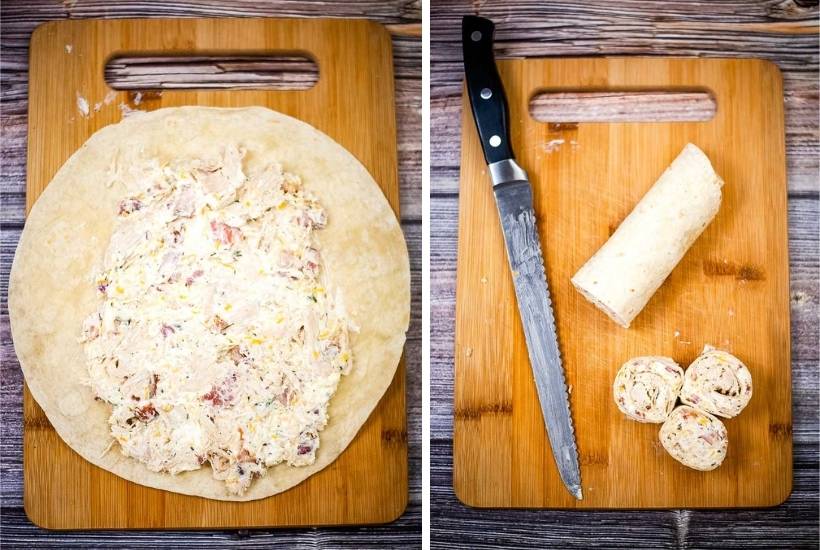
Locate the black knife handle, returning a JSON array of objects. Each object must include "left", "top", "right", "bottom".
[{"left": 462, "top": 16, "right": 514, "bottom": 165}]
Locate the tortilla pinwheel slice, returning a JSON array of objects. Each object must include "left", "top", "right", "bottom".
[
  {"left": 613, "top": 356, "right": 684, "bottom": 423},
  {"left": 680, "top": 345, "right": 753, "bottom": 418},
  {"left": 660, "top": 405, "right": 729, "bottom": 471}
]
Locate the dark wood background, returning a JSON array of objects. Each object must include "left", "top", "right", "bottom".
[
  {"left": 0, "top": 1, "right": 420, "bottom": 547},
  {"left": 431, "top": 0, "right": 819, "bottom": 548}
]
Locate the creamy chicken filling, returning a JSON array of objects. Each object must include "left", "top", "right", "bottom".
[{"left": 81, "top": 146, "right": 353, "bottom": 495}]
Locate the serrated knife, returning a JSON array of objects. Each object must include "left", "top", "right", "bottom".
[{"left": 461, "top": 15, "right": 582, "bottom": 500}]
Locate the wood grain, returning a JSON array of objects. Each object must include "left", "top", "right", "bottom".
[
  {"left": 20, "top": 16, "right": 408, "bottom": 532},
  {"left": 433, "top": 0, "right": 817, "bottom": 546}
]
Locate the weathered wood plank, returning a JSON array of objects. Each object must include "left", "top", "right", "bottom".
[
  {"left": 0, "top": 506, "right": 422, "bottom": 548},
  {"left": 105, "top": 56, "right": 321, "bottom": 90},
  {"left": 529, "top": 91, "right": 717, "bottom": 122},
  {"left": 0, "top": 0, "right": 421, "bottom": 26}
]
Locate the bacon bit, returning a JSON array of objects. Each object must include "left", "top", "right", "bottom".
[
  {"left": 237, "top": 448, "right": 255, "bottom": 463},
  {"left": 275, "top": 387, "right": 290, "bottom": 406},
  {"left": 202, "top": 388, "right": 223, "bottom": 406},
  {"left": 118, "top": 198, "right": 142, "bottom": 216},
  {"left": 698, "top": 432, "right": 718, "bottom": 445},
  {"left": 665, "top": 366, "right": 679, "bottom": 374},
  {"left": 97, "top": 280, "right": 109, "bottom": 294},
  {"left": 185, "top": 269, "right": 204, "bottom": 287},
  {"left": 202, "top": 380, "right": 234, "bottom": 407},
  {"left": 297, "top": 444, "right": 312, "bottom": 455},
  {"left": 171, "top": 229, "right": 183, "bottom": 244},
  {"left": 296, "top": 211, "right": 312, "bottom": 228},
  {"left": 210, "top": 315, "right": 230, "bottom": 333},
  {"left": 131, "top": 395, "right": 141, "bottom": 401},
  {"left": 210, "top": 220, "right": 242, "bottom": 245},
  {"left": 197, "top": 455, "right": 207, "bottom": 465},
  {"left": 148, "top": 374, "right": 159, "bottom": 398},
  {"left": 135, "top": 404, "right": 158, "bottom": 422},
  {"left": 160, "top": 324, "right": 175, "bottom": 338},
  {"left": 226, "top": 345, "right": 245, "bottom": 365},
  {"left": 688, "top": 394, "right": 700, "bottom": 404}
]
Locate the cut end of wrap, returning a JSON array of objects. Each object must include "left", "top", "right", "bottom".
[{"left": 570, "top": 275, "right": 632, "bottom": 328}]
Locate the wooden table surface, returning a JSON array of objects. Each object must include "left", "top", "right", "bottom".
[
  {"left": 431, "top": 1, "right": 819, "bottom": 548},
  {"left": 0, "top": 1, "right": 420, "bottom": 547}
]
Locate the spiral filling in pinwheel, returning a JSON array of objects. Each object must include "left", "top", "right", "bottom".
[
  {"left": 613, "top": 356, "right": 684, "bottom": 423},
  {"left": 680, "top": 345, "right": 753, "bottom": 418},
  {"left": 660, "top": 405, "right": 728, "bottom": 471}
]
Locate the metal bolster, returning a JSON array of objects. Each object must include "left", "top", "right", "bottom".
[{"left": 488, "top": 159, "right": 528, "bottom": 187}]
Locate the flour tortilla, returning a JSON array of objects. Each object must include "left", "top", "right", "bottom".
[
  {"left": 9, "top": 107, "right": 410, "bottom": 501},
  {"left": 571, "top": 143, "right": 723, "bottom": 328}
]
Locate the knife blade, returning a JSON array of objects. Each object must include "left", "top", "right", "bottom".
[{"left": 461, "top": 15, "right": 583, "bottom": 500}]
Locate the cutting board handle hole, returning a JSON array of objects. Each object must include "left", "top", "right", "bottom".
[
  {"left": 528, "top": 90, "right": 716, "bottom": 123},
  {"left": 104, "top": 55, "right": 319, "bottom": 90}
]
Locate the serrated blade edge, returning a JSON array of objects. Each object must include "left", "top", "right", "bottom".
[{"left": 494, "top": 180, "right": 582, "bottom": 500}]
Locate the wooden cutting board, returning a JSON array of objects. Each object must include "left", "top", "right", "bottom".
[
  {"left": 454, "top": 58, "right": 791, "bottom": 508},
  {"left": 24, "top": 18, "right": 406, "bottom": 529}
]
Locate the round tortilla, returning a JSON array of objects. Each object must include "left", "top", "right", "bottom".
[{"left": 9, "top": 106, "right": 410, "bottom": 501}]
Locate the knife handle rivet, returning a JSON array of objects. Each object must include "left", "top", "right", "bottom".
[
  {"left": 489, "top": 135, "right": 501, "bottom": 147},
  {"left": 480, "top": 88, "right": 492, "bottom": 100},
  {"left": 470, "top": 30, "right": 482, "bottom": 42}
]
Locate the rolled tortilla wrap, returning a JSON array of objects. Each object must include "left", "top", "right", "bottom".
[
  {"left": 613, "top": 356, "right": 683, "bottom": 423},
  {"left": 572, "top": 143, "right": 724, "bottom": 328},
  {"left": 680, "top": 345, "right": 753, "bottom": 418},
  {"left": 660, "top": 405, "right": 728, "bottom": 471}
]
